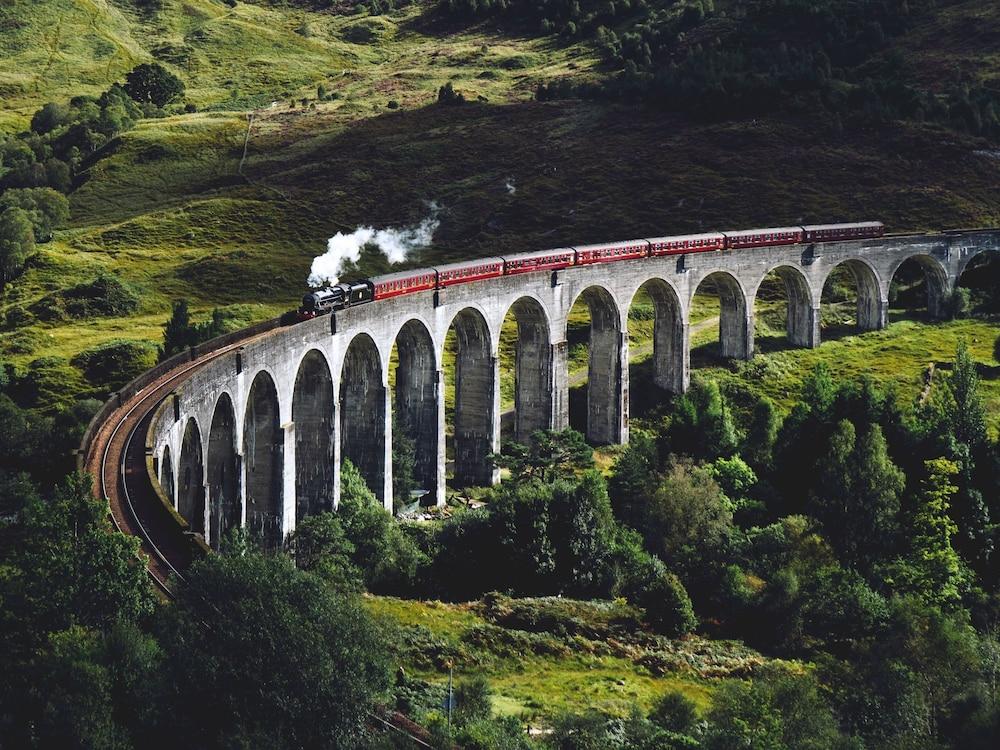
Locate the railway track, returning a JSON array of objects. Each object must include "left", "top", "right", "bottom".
[{"left": 83, "top": 339, "right": 265, "bottom": 596}]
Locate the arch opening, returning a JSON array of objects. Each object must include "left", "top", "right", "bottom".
[
  {"left": 567, "top": 286, "right": 624, "bottom": 445},
  {"left": 499, "top": 298, "right": 553, "bottom": 444},
  {"left": 159, "top": 446, "right": 175, "bottom": 506},
  {"left": 293, "top": 350, "right": 334, "bottom": 523},
  {"left": 691, "top": 272, "right": 752, "bottom": 364},
  {"left": 243, "top": 371, "right": 283, "bottom": 549},
  {"left": 821, "top": 259, "right": 884, "bottom": 335},
  {"left": 445, "top": 308, "right": 496, "bottom": 488},
  {"left": 207, "top": 393, "right": 239, "bottom": 551},
  {"left": 956, "top": 250, "right": 1000, "bottom": 316},
  {"left": 177, "top": 418, "right": 205, "bottom": 535},
  {"left": 629, "top": 279, "right": 686, "bottom": 395},
  {"left": 888, "top": 255, "right": 949, "bottom": 320},
  {"left": 753, "top": 265, "right": 816, "bottom": 351},
  {"left": 391, "top": 320, "right": 439, "bottom": 509},
  {"left": 340, "top": 333, "right": 386, "bottom": 501}
]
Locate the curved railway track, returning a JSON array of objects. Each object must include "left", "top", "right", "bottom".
[{"left": 83, "top": 338, "right": 267, "bottom": 596}]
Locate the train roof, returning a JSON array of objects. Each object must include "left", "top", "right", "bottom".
[
  {"left": 573, "top": 239, "right": 650, "bottom": 251},
  {"left": 434, "top": 256, "right": 505, "bottom": 272},
  {"left": 801, "top": 221, "right": 884, "bottom": 231},
  {"left": 502, "top": 248, "right": 575, "bottom": 262},
  {"left": 722, "top": 226, "right": 803, "bottom": 237},
  {"left": 370, "top": 268, "right": 437, "bottom": 285},
  {"left": 646, "top": 232, "right": 726, "bottom": 243}
]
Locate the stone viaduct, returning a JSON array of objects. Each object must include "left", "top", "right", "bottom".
[{"left": 145, "top": 230, "right": 999, "bottom": 549}]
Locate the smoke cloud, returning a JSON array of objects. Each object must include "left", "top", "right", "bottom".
[{"left": 307, "top": 202, "right": 441, "bottom": 287}]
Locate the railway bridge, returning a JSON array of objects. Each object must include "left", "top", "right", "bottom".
[{"left": 82, "top": 229, "right": 1000, "bottom": 572}]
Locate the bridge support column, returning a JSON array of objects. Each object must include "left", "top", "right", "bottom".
[
  {"left": 281, "top": 422, "right": 296, "bottom": 537},
  {"left": 435, "top": 369, "right": 446, "bottom": 507},
  {"left": 382, "top": 386, "right": 394, "bottom": 513},
  {"left": 789, "top": 305, "right": 822, "bottom": 349},
  {"left": 491, "top": 354, "right": 501, "bottom": 485},
  {"left": 653, "top": 320, "right": 689, "bottom": 394},
  {"left": 331, "top": 402, "right": 341, "bottom": 510},
  {"left": 720, "top": 311, "right": 754, "bottom": 360},
  {"left": 586, "top": 330, "right": 628, "bottom": 445},
  {"left": 551, "top": 340, "right": 570, "bottom": 432},
  {"left": 859, "top": 297, "right": 889, "bottom": 331}
]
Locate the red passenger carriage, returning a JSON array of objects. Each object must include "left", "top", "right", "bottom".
[
  {"left": 574, "top": 240, "right": 650, "bottom": 265},
  {"left": 648, "top": 232, "right": 726, "bottom": 256}
]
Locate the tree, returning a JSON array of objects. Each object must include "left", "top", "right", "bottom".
[
  {"left": 0, "top": 187, "right": 70, "bottom": 242},
  {"left": 744, "top": 396, "right": 780, "bottom": 469},
  {"left": 702, "top": 672, "right": 851, "bottom": 750},
  {"left": 608, "top": 431, "right": 658, "bottom": 529},
  {"left": 161, "top": 299, "right": 193, "bottom": 358},
  {"left": 892, "top": 459, "right": 965, "bottom": 608},
  {"left": 491, "top": 428, "right": 593, "bottom": 484},
  {"left": 6, "top": 473, "right": 154, "bottom": 648},
  {"left": 157, "top": 548, "right": 391, "bottom": 749},
  {"left": 670, "top": 379, "right": 738, "bottom": 459},
  {"left": 644, "top": 458, "right": 734, "bottom": 577},
  {"left": 337, "top": 459, "right": 425, "bottom": 592},
  {"left": 809, "top": 421, "right": 904, "bottom": 573},
  {"left": 944, "top": 342, "right": 988, "bottom": 450},
  {"left": 286, "top": 511, "right": 362, "bottom": 592},
  {"left": 548, "top": 471, "right": 618, "bottom": 595},
  {"left": 0, "top": 206, "right": 35, "bottom": 287},
  {"left": 124, "top": 63, "right": 185, "bottom": 107}
]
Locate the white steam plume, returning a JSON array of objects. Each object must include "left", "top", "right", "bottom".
[
  {"left": 307, "top": 202, "right": 441, "bottom": 287},
  {"left": 505, "top": 177, "right": 516, "bottom": 194}
]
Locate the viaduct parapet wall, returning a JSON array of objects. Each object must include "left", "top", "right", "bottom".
[{"left": 144, "top": 230, "right": 1000, "bottom": 549}]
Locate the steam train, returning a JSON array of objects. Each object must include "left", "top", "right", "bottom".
[{"left": 297, "top": 221, "right": 884, "bottom": 320}]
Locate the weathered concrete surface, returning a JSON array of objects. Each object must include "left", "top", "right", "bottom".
[{"left": 146, "top": 230, "right": 999, "bottom": 546}]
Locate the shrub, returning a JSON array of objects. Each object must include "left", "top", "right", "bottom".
[
  {"left": 70, "top": 340, "right": 157, "bottom": 391},
  {"left": 437, "top": 82, "right": 466, "bottom": 105},
  {"left": 639, "top": 567, "right": 697, "bottom": 637},
  {"left": 30, "top": 273, "right": 140, "bottom": 321}
]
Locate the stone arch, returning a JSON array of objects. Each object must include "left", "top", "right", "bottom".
[
  {"left": 503, "top": 296, "right": 553, "bottom": 442},
  {"left": 754, "top": 264, "right": 817, "bottom": 348},
  {"left": 293, "top": 350, "right": 334, "bottom": 522},
  {"left": 692, "top": 271, "right": 753, "bottom": 360},
  {"left": 448, "top": 307, "right": 496, "bottom": 487},
  {"left": 630, "top": 278, "right": 686, "bottom": 393},
  {"left": 888, "top": 254, "right": 949, "bottom": 319},
  {"left": 340, "top": 333, "right": 386, "bottom": 501},
  {"left": 569, "top": 285, "right": 625, "bottom": 445},
  {"left": 207, "top": 393, "right": 239, "bottom": 551},
  {"left": 822, "top": 258, "right": 885, "bottom": 331},
  {"left": 393, "top": 319, "right": 439, "bottom": 503},
  {"left": 177, "top": 418, "right": 205, "bottom": 535},
  {"left": 243, "top": 370, "right": 283, "bottom": 548},
  {"left": 159, "top": 446, "right": 175, "bottom": 505}
]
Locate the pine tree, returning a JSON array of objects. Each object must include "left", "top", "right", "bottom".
[
  {"left": 810, "top": 420, "right": 904, "bottom": 572},
  {"left": 894, "top": 459, "right": 964, "bottom": 608}
]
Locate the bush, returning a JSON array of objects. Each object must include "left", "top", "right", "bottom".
[
  {"left": 30, "top": 273, "right": 140, "bottom": 321},
  {"left": 70, "top": 340, "right": 157, "bottom": 391},
  {"left": 639, "top": 567, "right": 697, "bottom": 637},
  {"left": 944, "top": 287, "right": 971, "bottom": 319},
  {"left": 437, "top": 82, "right": 465, "bottom": 105}
]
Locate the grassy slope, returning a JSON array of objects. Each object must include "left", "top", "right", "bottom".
[{"left": 366, "top": 595, "right": 798, "bottom": 721}]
